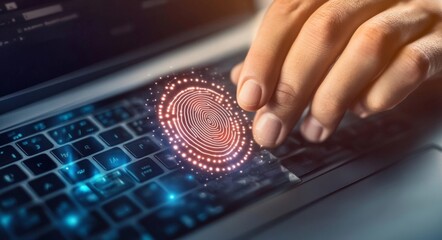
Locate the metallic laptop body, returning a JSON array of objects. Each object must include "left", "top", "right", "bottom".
[{"left": 1, "top": 0, "right": 442, "bottom": 239}]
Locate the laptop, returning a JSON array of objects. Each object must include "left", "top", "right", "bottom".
[{"left": 1, "top": 0, "right": 442, "bottom": 239}]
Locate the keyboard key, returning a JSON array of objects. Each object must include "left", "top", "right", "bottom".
[
  {"left": 29, "top": 173, "right": 65, "bottom": 197},
  {"left": 99, "top": 127, "right": 133, "bottom": 146},
  {"left": 60, "top": 159, "right": 99, "bottom": 183},
  {"left": 0, "top": 127, "right": 37, "bottom": 146},
  {"left": 124, "top": 137, "right": 160, "bottom": 158},
  {"left": 48, "top": 119, "right": 98, "bottom": 145},
  {"left": 72, "top": 211, "right": 109, "bottom": 238},
  {"left": 160, "top": 171, "right": 199, "bottom": 194},
  {"left": 138, "top": 200, "right": 192, "bottom": 239},
  {"left": 134, "top": 182, "right": 168, "bottom": 208},
  {"left": 93, "top": 147, "right": 131, "bottom": 171},
  {"left": 155, "top": 151, "right": 179, "bottom": 169},
  {"left": 139, "top": 189, "right": 226, "bottom": 239},
  {"left": 281, "top": 152, "right": 325, "bottom": 177},
  {"left": 10, "top": 205, "right": 51, "bottom": 237},
  {"left": 72, "top": 184, "right": 100, "bottom": 206},
  {"left": 126, "top": 157, "right": 163, "bottom": 182},
  {"left": 271, "top": 138, "right": 302, "bottom": 158},
  {"left": 0, "top": 165, "right": 27, "bottom": 190},
  {"left": 23, "top": 154, "right": 57, "bottom": 175},
  {"left": 89, "top": 170, "right": 134, "bottom": 199},
  {"left": 0, "top": 103, "right": 104, "bottom": 146},
  {"left": 203, "top": 171, "right": 277, "bottom": 203},
  {"left": 0, "top": 145, "right": 22, "bottom": 167},
  {"left": 72, "top": 137, "right": 104, "bottom": 156},
  {"left": 95, "top": 106, "right": 132, "bottom": 127},
  {"left": 281, "top": 147, "right": 354, "bottom": 177},
  {"left": 183, "top": 191, "right": 225, "bottom": 222},
  {"left": 16, "top": 134, "right": 53, "bottom": 156},
  {"left": 51, "top": 145, "right": 82, "bottom": 164},
  {"left": 0, "top": 187, "right": 31, "bottom": 212},
  {"left": 128, "top": 97, "right": 153, "bottom": 115},
  {"left": 127, "top": 117, "right": 156, "bottom": 135},
  {"left": 46, "top": 194, "right": 79, "bottom": 219},
  {"left": 102, "top": 196, "right": 140, "bottom": 222},
  {"left": 0, "top": 101, "right": 106, "bottom": 146}
]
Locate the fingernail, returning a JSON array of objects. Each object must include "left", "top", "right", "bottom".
[
  {"left": 238, "top": 80, "right": 262, "bottom": 108},
  {"left": 353, "top": 102, "right": 369, "bottom": 118},
  {"left": 255, "top": 113, "right": 282, "bottom": 147},
  {"left": 300, "top": 115, "right": 330, "bottom": 143}
]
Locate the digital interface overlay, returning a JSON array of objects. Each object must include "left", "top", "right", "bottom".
[{"left": 148, "top": 72, "right": 255, "bottom": 176}]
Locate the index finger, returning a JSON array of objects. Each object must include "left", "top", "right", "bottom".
[{"left": 237, "top": 0, "right": 325, "bottom": 111}]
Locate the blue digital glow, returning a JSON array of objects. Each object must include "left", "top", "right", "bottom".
[
  {"left": 81, "top": 105, "right": 95, "bottom": 114},
  {"left": 78, "top": 184, "right": 90, "bottom": 192},
  {"left": 58, "top": 112, "right": 74, "bottom": 122},
  {"left": 169, "top": 194, "right": 176, "bottom": 200},
  {"left": 33, "top": 122, "right": 46, "bottom": 131},
  {"left": 141, "top": 234, "right": 154, "bottom": 240},
  {"left": 64, "top": 214, "right": 79, "bottom": 228},
  {"left": 11, "top": 133, "right": 23, "bottom": 141},
  {"left": 180, "top": 215, "right": 195, "bottom": 228},
  {"left": 186, "top": 174, "right": 194, "bottom": 180},
  {"left": 0, "top": 214, "right": 11, "bottom": 227},
  {"left": 64, "top": 164, "right": 100, "bottom": 182},
  {"left": 73, "top": 184, "right": 100, "bottom": 206},
  {"left": 62, "top": 149, "right": 76, "bottom": 165},
  {"left": 86, "top": 194, "right": 99, "bottom": 202}
]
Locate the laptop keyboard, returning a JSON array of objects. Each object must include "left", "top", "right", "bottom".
[{"left": 0, "top": 52, "right": 412, "bottom": 240}]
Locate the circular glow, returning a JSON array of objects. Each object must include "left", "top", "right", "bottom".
[{"left": 158, "top": 78, "right": 253, "bottom": 173}]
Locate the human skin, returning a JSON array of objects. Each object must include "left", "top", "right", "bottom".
[{"left": 231, "top": 0, "right": 442, "bottom": 147}]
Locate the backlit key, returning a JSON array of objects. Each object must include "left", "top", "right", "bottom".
[
  {"left": 16, "top": 134, "right": 53, "bottom": 156},
  {"left": 93, "top": 147, "right": 131, "bottom": 171},
  {"left": 60, "top": 159, "right": 99, "bottom": 184},
  {"left": 0, "top": 145, "right": 22, "bottom": 167},
  {"left": 0, "top": 165, "right": 27, "bottom": 190}
]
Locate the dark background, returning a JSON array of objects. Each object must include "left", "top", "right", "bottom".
[{"left": 0, "top": 0, "right": 254, "bottom": 100}]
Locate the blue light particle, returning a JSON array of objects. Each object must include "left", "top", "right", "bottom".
[
  {"left": 0, "top": 214, "right": 11, "bottom": 227},
  {"left": 65, "top": 214, "right": 79, "bottom": 227},
  {"left": 78, "top": 184, "right": 90, "bottom": 192},
  {"left": 169, "top": 194, "right": 176, "bottom": 200}
]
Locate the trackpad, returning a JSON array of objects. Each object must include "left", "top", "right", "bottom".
[{"left": 254, "top": 147, "right": 442, "bottom": 240}]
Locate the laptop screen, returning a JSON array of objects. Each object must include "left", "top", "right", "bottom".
[{"left": 0, "top": 0, "right": 254, "bottom": 100}]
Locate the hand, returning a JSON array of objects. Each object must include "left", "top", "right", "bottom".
[{"left": 231, "top": 0, "right": 442, "bottom": 147}]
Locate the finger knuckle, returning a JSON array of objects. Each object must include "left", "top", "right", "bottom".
[
  {"left": 270, "top": 82, "right": 300, "bottom": 110},
  {"left": 355, "top": 22, "right": 395, "bottom": 58},
  {"left": 402, "top": 47, "right": 430, "bottom": 80},
  {"left": 306, "top": 7, "right": 343, "bottom": 45},
  {"left": 312, "top": 92, "right": 344, "bottom": 123}
]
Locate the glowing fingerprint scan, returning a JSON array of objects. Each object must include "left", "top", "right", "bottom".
[{"left": 155, "top": 76, "right": 254, "bottom": 175}]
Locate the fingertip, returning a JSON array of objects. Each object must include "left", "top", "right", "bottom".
[
  {"left": 252, "top": 112, "right": 285, "bottom": 148},
  {"left": 351, "top": 102, "right": 370, "bottom": 118},
  {"left": 300, "top": 114, "right": 332, "bottom": 143},
  {"left": 237, "top": 79, "right": 263, "bottom": 111},
  {"left": 230, "top": 62, "right": 243, "bottom": 85}
]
